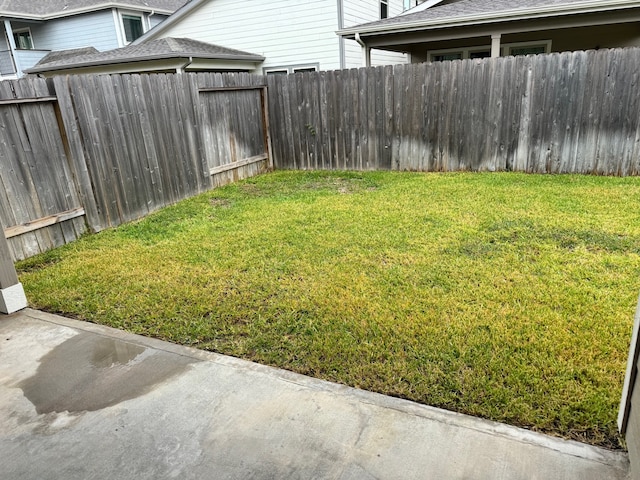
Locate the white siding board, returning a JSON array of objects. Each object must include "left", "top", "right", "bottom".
[
  {"left": 343, "top": 0, "right": 408, "bottom": 68},
  {"left": 159, "top": 0, "right": 340, "bottom": 71},
  {"left": 343, "top": 0, "right": 405, "bottom": 27},
  {"left": 344, "top": 39, "right": 408, "bottom": 68}
]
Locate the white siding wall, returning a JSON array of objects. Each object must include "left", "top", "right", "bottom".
[
  {"left": 343, "top": 0, "right": 408, "bottom": 68},
  {"left": 157, "top": 0, "right": 340, "bottom": 72},
  {"left": 30, "top": 11, "right": 120, "bottom": 52}
]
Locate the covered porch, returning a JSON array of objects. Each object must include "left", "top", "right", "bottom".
[
  {"left": 0, "top": 18, "right": 50, "bottom": 78},
  {"left": 340, "top": 6, "right": 640, "bottom": 65}
]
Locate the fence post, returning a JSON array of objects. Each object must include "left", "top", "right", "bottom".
[
  {"left": 619, "top": 292, "right": 640, "bottom": 435},
  {"left": 0, "top": 230, "right": 27, "bottom": 314}
]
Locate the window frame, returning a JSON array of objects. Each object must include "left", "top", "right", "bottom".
[
  {"left": 428, "top": 40, "right": 552, "bottom": 62},
  {"left": 428, "top": 46, "right": 491, "bottom": 62},
  {"left": 118, "top": 10, "right": 148, "bottom": 45},
  {"left": 263, "top": 64, "right": 319, "bottom": 75},
  {"left": 380, "top": 0, "right": 389, "bottom": 19},
  {"left": 503, "top": 40, "right": 552, "bottom": 57},
  {"left": 13, "top": 28, "right": 34, "bottom": 50}
]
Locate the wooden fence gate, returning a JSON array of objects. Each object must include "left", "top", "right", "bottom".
[
  {"left": 0, "top": 78, "right": 86, "bottom": 260},
  {"left": 196, "top": 73, "right": 273, "bottom": 187},
  {"left": 1, "top": 73, "right": 273, "bottom": 261}
]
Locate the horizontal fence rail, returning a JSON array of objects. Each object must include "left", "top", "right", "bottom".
[{"left": 267, "top": 48, "right": 640, "bottom": 176}]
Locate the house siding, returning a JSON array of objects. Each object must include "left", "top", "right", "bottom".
[
  {"left": 149, "top": 0, "right": 408, "bottom": 72},
  {"left": 29, "top": 11, "right": 120, "bottom": 53},
  {"left": 14, "top": 50, "right": 49, "bottom": 71},
  {"left": 343, "top": 0, "right": 408, "bottom": 67},
  {"left": 149, "top": 14, "right": 169, "bottom": 29},
  {"left": 155, "top": 0, "right": 339, "bottom": 72}
]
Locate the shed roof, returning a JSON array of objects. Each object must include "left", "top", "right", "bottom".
[
  {"left": 26, "top": 37, "right": 263, "bottom": 74},
  {"left": 0, "top": 0, "right": 187, "bottom": 19}
]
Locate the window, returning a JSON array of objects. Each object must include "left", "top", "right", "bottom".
[
  {"left": 403, "top": 0, "right": 416, "bottom": 10},
  {"left": 264, "top": 64, "right": 319, "bottom": 75},
  {"left": 508, "top": 45, "right": 547, "bottom": 57},
  {"left": 380, "top": 0, "right": 389, "bottom": 19},
  {"left": 432, "top": 52, "right": 462, "bottom": 62},
  {"left": 292, "top": 67, "right": 317, "bottom": 73},
  {"left": 13, "top": 29, "right": 33, "bottom": 50},
  {"left": 429, "top": 47, "right": 490, "bottom": 62},
  {"left": 122, "top": 14, "right": 144, "bottom": 43},
  {"left": 428, "top": 41, "right": 550, "bottom": 62},
  {"left": 469, "top": 50, "right": 491, "bottom": 59}
]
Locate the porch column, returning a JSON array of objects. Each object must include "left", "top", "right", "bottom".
[
  {"left": 0, "top": 230, "right": 27, "bottom": 314},
  {"left": 4, "top": 20, "right": 20, "bottom": 76},
  {"left": 491, "top": 34, "right": 502, "bottom": 58}
]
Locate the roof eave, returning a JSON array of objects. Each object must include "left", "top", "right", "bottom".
[
  {"left": 24, "top": 52, "right": 264, "bottom": 74},
  {"left": 338, "top": 0, "right": 640, "bottom": 38},
  {"left": 0, "top": 3, "right": 175, "bottom": 22}
]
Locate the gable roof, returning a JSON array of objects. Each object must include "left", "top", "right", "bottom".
[
  {"left": 25, "top": 37, "right": 263, "bottom": 74},
  {"left": 0, "top": 0, "right": 187, "bottom": 19},
  {"left": 339, "top": 0, "right": 640, "bottom": 36}
]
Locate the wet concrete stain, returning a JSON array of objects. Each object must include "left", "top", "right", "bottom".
[{"left": 19, "top": 333, "right": 196, "bottom": 414}]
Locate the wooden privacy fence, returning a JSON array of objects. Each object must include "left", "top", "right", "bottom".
[
  {"left": 266, "top": 47, "right": 640, "bottom": 175},
  {"left": 3, "top": 47, "right": 640, "bottom": 260},
  {"left": 1, "top": 73, "right": 272, "bottom": 261}
]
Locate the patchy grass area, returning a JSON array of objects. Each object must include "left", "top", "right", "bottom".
[{"left": 17, "top": 171, "right": 640, "bottom": 448}]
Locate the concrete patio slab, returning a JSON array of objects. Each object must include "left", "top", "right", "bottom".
[{"left": 0, "top": 309, "right": 630, "bottom": 480}]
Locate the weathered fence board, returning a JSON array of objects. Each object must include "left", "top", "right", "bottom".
[
  {"left": 267, "top": 47, "right": 640, "bottom": 176},
  {"left": 2, "top": 72, "right": 271, "bottom": 260},
  {"left": 0, "top": 77, "right": 86, "bottom": 260}
]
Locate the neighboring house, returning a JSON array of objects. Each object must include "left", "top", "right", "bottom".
[
  {"left": 338, "top": 0, "right": 640, "bottom": 64},
  {"left": 135, "top": 0, "right": 421, "bottom": 75},
  {"left": 0, "top": 0, "right": 186, "bottom": 79},
  {"left": 25, "top": 38, "right": 265, "bottom": 76}
]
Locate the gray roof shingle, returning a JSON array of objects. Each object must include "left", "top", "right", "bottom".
[
  {"left": 341, "top": 0, "right": 614, "bottom": 32},
  {"left": 27, "top": 37, "right": 263, "bottom": 73},
  {"left": 0, "top": 0, "right": 187, "bottom": 18}
]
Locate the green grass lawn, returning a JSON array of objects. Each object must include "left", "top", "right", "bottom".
[{"left": 17, "top": 171, "right": 640, "bottom": 448}]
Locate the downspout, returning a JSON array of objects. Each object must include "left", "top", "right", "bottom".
[
  {"left": 176, "top": 56, "right": 193, "bottom": 74},
  {"left": 147, "top": 9, "right": 155, "bottom": 31},
  {"left": 355, "top": 32, "right": 371, "bottom": 68},
  {"left": 337, "top": 0, "right": 345, "bottom": 69}
]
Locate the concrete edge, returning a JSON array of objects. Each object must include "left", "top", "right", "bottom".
[{"left": 18, "top": 308, "right": 629, "bottom": 470}]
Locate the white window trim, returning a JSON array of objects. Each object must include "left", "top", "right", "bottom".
[
  {"left": 428, "top": 45, "right": 491, "bottom": 62},
  {"left": 263, "top": 63, "right": 319, "bottom": 75},
  {"left": 381, "top": 0, "right": 389, "bottom": 19},
  {"left": 13, "top": 27, "right": 34, "bottom": 50},
  {"left": 428, "top": 40, "right": 552, "bottom": 62},
  {"left": 116, "top": 9, "right": 149, "bottom": 46},
  {"left": 503, "top": 40, "right": 552, "bottom": 56}
]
